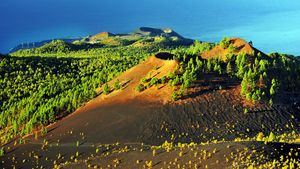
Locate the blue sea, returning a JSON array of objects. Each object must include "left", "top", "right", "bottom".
[{"left": 1, "top": 0, "right": 300, "bottom": 55}]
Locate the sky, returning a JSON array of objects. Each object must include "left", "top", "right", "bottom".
[{"left": 1, "top": 0, "right": 300, "bottom": 55}]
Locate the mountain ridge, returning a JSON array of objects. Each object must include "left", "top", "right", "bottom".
[{"left": 10, "top": 27, "right": 193, "bottom": 53}]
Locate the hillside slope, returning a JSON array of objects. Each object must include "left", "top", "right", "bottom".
[
  {"left": 95, "top": 54, "right": 178, "bottom": 104},
  {"left": 2, "top": 30, "right": 300, "bottom": 168},
  {"left": 201, "top": 38, "right": 262, "bottom": 61},
  {"left": 1, "top": 52, "right": 299, "bottom": 168}
]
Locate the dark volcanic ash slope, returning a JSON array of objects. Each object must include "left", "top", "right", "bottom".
[{"left": 141, "top": 85, "right": 300, "bottom": 144}]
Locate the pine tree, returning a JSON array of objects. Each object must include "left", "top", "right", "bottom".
[
  {"left": 226, "top": 62, "right": 233, "bottom": 75},
  {"left": 170, "top": 75, "right": 180, "bottom": 86},
  {"left": 270, "top": 79, "right": 279, "bottom": 96},
  {"left": 258, "top": 74, "right": 265, "bottom": 88},
  {"left": 195, "top": 56, "right": 202, "bottom": 68},
  {"left": 206, "top": 59, "right": 212, "bottom": 72},
  {"left": 114, "top": 79, "right": 121, "bottom": 90},
  {"left": 241, "top": 73, "right": 248, "bottom": 96},
  {"left": 103, "top": 83, "right": 110, "bottom": 95}
]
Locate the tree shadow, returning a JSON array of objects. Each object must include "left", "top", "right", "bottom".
[{"left": 182, "top": 73, "right": 240, "bottom": 99}]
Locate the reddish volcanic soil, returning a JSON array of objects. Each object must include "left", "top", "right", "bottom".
[
  {"left": 201, "top": 38, "right": 257, "bottom": 61},
  {"left": 1, "top": 56, "right": 299, "bottom": 168}
]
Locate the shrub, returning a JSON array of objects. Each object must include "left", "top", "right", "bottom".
[
  {"left": 171, "top": 88, "right": 184, "bottom": 101},
  {"left": 0, "top": 148, "right": 4, "bottom": 157},
  {"left": 161, "top": 141, "right": 174, "bottom": 152},
  {"left": 135, "top": 84, "right": 144, "bottom": 92},
  {"left": 268, "top": 132, "right": 276, "bottom": 142},
  {"left": 269, "top": 99, "right": 273, "bottom": 105},
  {"left": 256, "top": 132, "right": 264, "bottom": 141},
  {"left": 141, "top": 77, "right": 149, "bottom": 83},
  {"left": 145, "top": 160, "right": 153, "bottom": 168}
]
